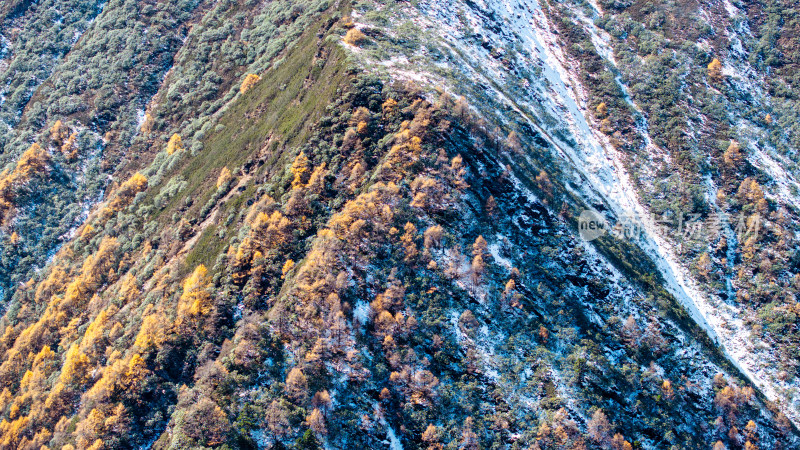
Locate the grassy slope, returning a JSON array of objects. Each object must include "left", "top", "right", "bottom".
[
  {"left": 153, "top": 17, "right": 349, "bottom": 274},
  {"left": 0, "top": 3, "right": 356, "bottom": 447}
]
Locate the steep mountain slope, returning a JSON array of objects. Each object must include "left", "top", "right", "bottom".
[
  {"left": 0, "top": 0, "right": 799, "bottom": 449},
  {"left": 350, "top": 0, "right": 800, "bottom": 428}
]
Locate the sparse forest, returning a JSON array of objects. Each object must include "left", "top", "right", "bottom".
[{"left": 0, "top": 0, "right": 799, "bottom": 449}]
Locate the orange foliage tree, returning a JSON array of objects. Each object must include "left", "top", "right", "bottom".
[
  {"left": 177, "top": 265, "right": 213, "bottom": 326},
  {"left": 240, "top": 73, "right": 261, "bottom": 94}
]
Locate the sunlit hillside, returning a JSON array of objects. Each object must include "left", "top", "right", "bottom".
[{"left": 0, "top": 0, "right": 799, "bottom": 448}]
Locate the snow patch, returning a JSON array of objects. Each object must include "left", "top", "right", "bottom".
[
  {"left": 353, "top": 300, "right": 371, "bottom": 326},
  {"left": 488, "top": 240, "right": 512, "bottom": 270}
]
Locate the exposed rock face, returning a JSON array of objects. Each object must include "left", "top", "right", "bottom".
[{"left": 0, "top": 0, "right": 799, "bottom": 449}]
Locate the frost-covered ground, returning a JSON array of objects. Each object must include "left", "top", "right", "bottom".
[{"left": 351, "top": 0, "right": 800, "bottom": 427}]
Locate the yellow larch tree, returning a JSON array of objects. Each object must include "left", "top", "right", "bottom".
[
  {"left": 343, "top": 28, "right": 366, "bottom": 46},
  {"left": 107, "top": 172, "right": 148, "bottom": 213},
  {"left": 423, "top": 225, "right": 444, "bottom": 249},
  {"left": 291, "top": 151, "right": 311, "bottom": 188},
  {"left": 306, "top": 408, "right": 327, "bottom": 435},
  {"left": 178, "top": 265, "right": 213, "bottom": 322},
  {"left": 50, "top": 120, "right": 67, "bottom": 142},
  {"left": 723, "top": 140, "right": 743, "bottom": 169},
  {"left": 282, "top": 259, "right": 295, "bottom": 279},
  {"left": 15, "top": 143, "right": 50, "bottom": 180},
  {"left": 401, "top": 222, "right": 419, "bottom": 262},
  {"left": 285, "top": 367, "right": 309, "bottom": 402},
  {"left": 708, "top": 58, "right": 723, "bottom": 82},
  {"left": 140, "top": 113, "right": 154, "bottom": 133},
  {"left": 240, "top": 73, "right": 261, "bottom": 94},
  {"left": 216, "top": 166, "right": 232, "bottom": 189},
  {"left": 134, "top": 313, "right": 168, "bottom": 351},
  {"left": 166, "top": 133, "right": 183, "bottom": 155},
  {"left": 60, "top": 344, "right": 91, "bottom": 385}
]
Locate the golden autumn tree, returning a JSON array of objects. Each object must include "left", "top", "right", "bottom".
[
  {"left": 538, "top": 325, "right": 549, "bottom": 343},
  {"left": 50, "top": 120, "right": 67, "bottom": 143},
  {"left": 80, "top": 309, "right": 111, "bottom": 356},
  {"left": 61, "top": 131, "right": 78, "bottom": 158},
  {"left": 81, "top": 236, "right": 120, "bottom": 290},
  {"left": 423, "top": 225, "right": 444, "bottom": 250},
  {"left": 461, "top": 417, "right": 479, "bottom": 450},
  {"left": 737, "top": 178, "right": 765, "bottom": 209},
  {"left": 75, "top": 408, "right": 106, "bottom": 448},
  {"left": 401, "top": 222, "right": 419, "bottom": 262},
  {"left": 382, "top": 97, "right": 398, "bottom": 116},
  {"left": 15, "top": 143, "right": 50, "bottom": 180},
  {"left": 596, "top": 102, "right": 608, "bottom": 118},
  {"left": 291, "top": 151, "right": 312, "bottom": 188},
  {"left": 343, "top": 28, "right": 366, "bottom": 46},
  {"left": 662, "top": 379, "right": 675, "bottom": 400},
  {"left": 230, "top": 238, "right": 254, "bottom": 286},
  {"left": 348, "top": 161, "right": 365, "bottom": 191},
  {"left": 282, "top": 259, "right": 295, "bottom": 279},
  {"left": 723, "top": 140, "right": 743, "bottom": 169},
  {"left": 166, "top": 134, "right": 183, "bottom": 155},
  {"left": 178, "top": 265, "right": 213, "bottom": 325},
  {"left": 697, "top": 252, "right": 712, "bottom": 279},
  {"left": 536, "top": 170, "right": 553, "bottom": 198},
  {"left": 0, "top": 170, "right": 14, "bottom": 217},
  {"left": 134, "top": 313, "right": 168, "bottom": 351},
  {"left": 422, "top": 424, "right": 442, "bottom": 450},
  {"left": 107, "top": 172, "right": 148, "bottom": 213},
  {"left": 240, "top": 73, "right": 261, "bottom": 94},
  {"left": 410, "top": 176, "right": 445, "bottom": 210},
  {"left": 306, "top": 163, "right": 327, "bottom": 194},
  {"left": 251, "top": 210, "right": 293, "bottom": 248},
  {"left": 485, "top": 195, "right": 497, "bottom": 216},
  {"left": 587, "top": 409, "right": 611, "bottom": 443},
  {"left": 708, "top": 58, "right": 723, "bottom": 82},
  {"left": 120, "top": 353, "right": 150, "bottom": 391},
  {"left": 745, "top": 419, "right": 758, "bottom": 441},
  {"left": 472, "top": 235, "right": 488, "bottom": 258},
  {"left": 286, "top": 367, "right": 309, "bottom": 402},
  {"left": 471, "top": 255, "right": 485, "bottom": 285},
  {"left": 118, "top": 272, "right": 140, "bottom": 304},
  {"left": 350, "top": 106, "right": 370, "bottom": 129},
  {"left": 80, "top": 223, "right": 96, "bottom": 240},
  {"left": 611, "top": 433, "right": 633, "bottom": 450},
  {"left": 60, "top": 344, "right": 91, "bottom": 386},
  {"left": 140, "top": 113, "right": 154, "bottom": 134},
  {"left": 371, "top": 283, "right": 405, "bottom": 316},
  {"left": 306, "top": 408, "right": 327, "bottom": 435},
  {"left": 0, "top": 142, "right": 51, "bottom": 222},
  {"left": 410, "top": 370, "right": 439, "bottom": 406},
  {"left": 216, "top": 166, "right": 232, "bottom": 189},
  {"left": 265, "top": 400, "right": 290, "bottom": 438},
  {"left": 470, "top": 236, "right": 488, "bottom": 285},
  {"left": 502, "top": 278, "right": 518, "bottom": 308},
  {"left": 311, "top": 390, "right": 332, "bottom": 411},
  {"left": 182, "top": 397, "right": 231, "bottom": 446}
]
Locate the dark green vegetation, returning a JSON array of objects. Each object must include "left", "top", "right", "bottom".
[
  {"left": 0, "top": 0, "right": 800, "bottom": 449},
  {"left": 545, "top": 0, "right": 800, "bottom": 378}
]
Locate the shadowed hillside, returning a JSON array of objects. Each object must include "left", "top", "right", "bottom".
[{"left": 0, "top": 0, "right": 799, "bottom": 449}]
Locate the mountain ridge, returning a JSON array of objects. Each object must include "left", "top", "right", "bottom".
[{"left": 0, "top": 0, "right": 799, "bottom": 448}]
